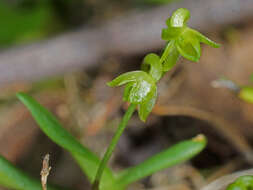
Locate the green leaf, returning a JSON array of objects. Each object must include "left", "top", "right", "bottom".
[
  {"left": 16, "top": 93, "right": 115, "bottom": 188},
  {"left": 239, "top": 87, "right": 253, "bottom": 104},
  {"left": 0, "top": 155, "right": 61, "bottom": 190},
  {"left": 138, "top": 88, "right": 157, "bottom": 122},
  {"left": 142, "top": 53, "right": 163, "bottom": 82},
  {"left": 117, "top": 135, "right": 207, "bottom": 188},
  {"left": 170, "top": 8, "right": 190, "bottom": 27}
]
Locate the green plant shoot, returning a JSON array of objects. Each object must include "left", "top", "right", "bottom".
[{"left": 93, "top": 7, "right": 220, "bottom": 189}]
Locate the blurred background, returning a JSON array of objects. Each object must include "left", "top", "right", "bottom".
[{"left": 0, "top": 0, "right": 253, "bottom": 189}]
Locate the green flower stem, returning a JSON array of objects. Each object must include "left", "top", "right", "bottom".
[{"left": 92, "top": 104, "right": 136, "bottom": 190}]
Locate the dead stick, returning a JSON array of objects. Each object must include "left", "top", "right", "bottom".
[{"left": 41, "top": 154, "right": 51, "bottom": 190}]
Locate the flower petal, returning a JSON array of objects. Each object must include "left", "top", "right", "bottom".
[
  {"left": 107, "top": 71, "right": 147, "bottom": 87},
  {"left": 191, "top": 29, "right": 221, "bottom": 48},
  {"left": 176, "top": 34, "right": 201, "bottom": 62}
]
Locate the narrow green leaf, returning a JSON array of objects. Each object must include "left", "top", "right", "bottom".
[
  {"left": 0, "top": 155, "right": 60, "bottom": 190},
  {"left": 16, "top": 93, "right": 115, "bottom": 186},
  {"left": 142, "top": 53, "right": 163, "bottom": 82},
  {"left": 239, "top": 87, "right": 253, "bottom": 104},
  {"left": 117, "top": 135, "right": 207, "bottom": 188}
]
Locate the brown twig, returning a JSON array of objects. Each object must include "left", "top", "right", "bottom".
[{"left": 41, "top": 154, "right": 51, "bottom": 190}]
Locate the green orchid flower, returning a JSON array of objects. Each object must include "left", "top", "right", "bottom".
[
  {"left": 107, "top": 71, "right": 157, "bottom": 122},
  {"left": 161, "top": 8, "right": 220, "bottom": 71}
]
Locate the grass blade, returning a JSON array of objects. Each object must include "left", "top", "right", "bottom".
[
  {"left": 117, "top": 134, "right": 206, "bottom": 187},
  {"left": 16, "top": 92, "right": 115, "bottom": 185}
]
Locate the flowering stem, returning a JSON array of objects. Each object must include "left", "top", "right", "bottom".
[{"left": 92, "top": 104, "right": 136, "bottom": 190}]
